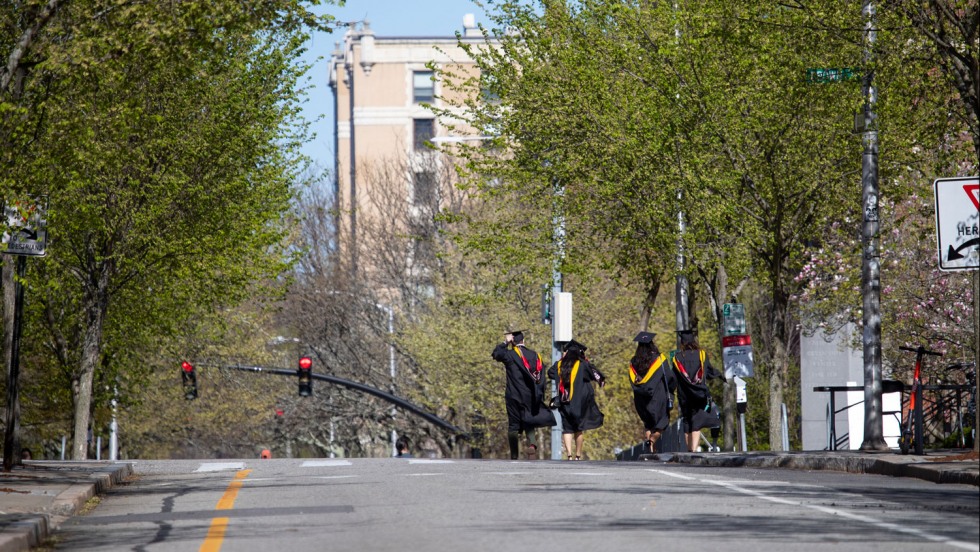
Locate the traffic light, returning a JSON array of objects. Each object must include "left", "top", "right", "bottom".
[
  {"left": 297, "top": 356, "right": 313, "bottom": 397},
  {"left": 181, "top": 361, "right": 198, "bottom": 400}
]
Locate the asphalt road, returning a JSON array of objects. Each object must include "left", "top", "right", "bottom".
[{"left": 50, "top": 458, "right": 979, "bottom": 552}]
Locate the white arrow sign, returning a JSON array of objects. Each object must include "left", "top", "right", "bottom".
[{"left": 933, "top": 176, "right": 979, "bottom": 271}]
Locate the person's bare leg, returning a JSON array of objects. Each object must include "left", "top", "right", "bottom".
[
  {"left": 687, "top": 431, "right": 701, "bottom": 452},
  {"left": 574, "top": 432, "right": 585, "bottom": 459},
  {"left": 562, "top": 433, "right": 574, "bottom": 459}
]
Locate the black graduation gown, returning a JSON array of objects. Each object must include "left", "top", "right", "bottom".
[
  {"left": 630, "top": 355, "right": 673, "bottom": 433},
  {"left": 548, "top": 359, "right": 604, "bottom": 433},
  {"left": 492, "top": 343, "right": 556, "bottom": 429},
  {"left": 670, "top": 349, "right": 723, "bottom": 431}
]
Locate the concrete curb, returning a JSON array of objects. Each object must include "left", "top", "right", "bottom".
[
  {"left": 0, "top": 462, "right": 132, "bottom": 552},
  {"left": 0, "top": 515, "right": 47, "bottom": 552},
  {"left": 647, "top": 452, "right": 980, "bottom": 487}
]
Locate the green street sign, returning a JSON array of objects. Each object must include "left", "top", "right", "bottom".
[
  {"left": 806, "top": 67, "right": 861, "bottom": 84},
  {"left": 722, "top": 303, "right": 746, "bottom": 336}
]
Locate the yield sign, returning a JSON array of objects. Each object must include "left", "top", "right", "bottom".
[
  {"left": 967, "top": 184, "right": 980, "bottom": 210},
  {"left": 934, "top": 176, "right": 979, "bottom": 271}
]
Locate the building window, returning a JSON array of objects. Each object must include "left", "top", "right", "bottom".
[
  {"left": 413, "top": 119, "right": 434, "bottom": 150},
  {"left": 413, "top": 71, "right": 434, "bottom": 103},
  {"left": 413, "top": 170, "right": 437, "bottom": 208}
]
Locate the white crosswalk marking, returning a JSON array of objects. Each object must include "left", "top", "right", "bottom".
[
  {"left": 195, "top": 462, "right": 245, "bottom": 472},
  {"left": 302, "top": 460, "right": 352, "bottom": 467}
]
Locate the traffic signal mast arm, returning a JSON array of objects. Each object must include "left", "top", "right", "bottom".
[{"left": 193, "top": 362, "right": 468, "bottom": 438}]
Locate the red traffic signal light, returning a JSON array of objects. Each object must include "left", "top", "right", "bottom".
[
  {"left": 297, "top": 356, "right": 313, "bottom": 397},
  {"left": 180, "top": 361, "right": 198, "bottom": 400}
]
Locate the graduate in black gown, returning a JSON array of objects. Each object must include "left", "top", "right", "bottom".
[
  {"left": 548, "top": 339, "right": 605, "bottom": 460},
  {"left": 670, "top": 330, "right": 724, "bottom": 452},
  {"left": 629, "top": 332, "right": 674, "bottom": 453},
  {"left": 492, "top": 330, "right": 556, "bottom": 459}
]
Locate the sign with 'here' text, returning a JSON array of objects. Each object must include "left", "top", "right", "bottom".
[{"left": 934, "top": 176, "right": 979, "bottom": 271}]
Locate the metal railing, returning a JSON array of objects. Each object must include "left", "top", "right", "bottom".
[{"left": 813, "top": 381, "right": 973, "bottom": 451}]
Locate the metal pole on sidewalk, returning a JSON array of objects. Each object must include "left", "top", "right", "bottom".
[
  {"left": 739, "top": 414, "right": 748, "bottom": 452},
  {"left": 109, "top": 386, "right": 118, "bottom": 461},
  {"left": 974, "top": 270, "right": 979, "bottom": 453},
  {"left": 550, "top": 184, "right": 565, "bottom": 460},
  {"left": 386, "top": 305, "right": 397, "bottom": 457},
  {"left": 859, "top": 0, "right": 888, "bottom": 451},
  {"left": 781, "top": 403, "right": 790, "bottom": 451}
]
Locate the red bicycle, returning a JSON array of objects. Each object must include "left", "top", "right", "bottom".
[{"left": 898, "top": 345, "right": 943, "bottom": 455}]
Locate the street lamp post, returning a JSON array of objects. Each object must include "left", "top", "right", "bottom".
[
  {"left": 377, "top": 302, "right": 397, "bottom": 457},
  {"left": 859, "top": 0, "right": 887, "bottom": 451},
  {"left": 322, "top": 290, "right": 397, "bottom": 456}
]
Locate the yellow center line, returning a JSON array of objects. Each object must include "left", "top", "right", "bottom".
[{"left": 200, "top": 469, "right": 251, "bottom": 552}]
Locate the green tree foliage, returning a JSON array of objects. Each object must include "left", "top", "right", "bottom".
[
  {"left": 443, "top": 0, "right": 863, "bottom": 450},
  {"left": 879, "top": 0, "right": 979, "bottom": 165},
  {"left": 2, "top": 1, "right": 332, "bottom": 459}
]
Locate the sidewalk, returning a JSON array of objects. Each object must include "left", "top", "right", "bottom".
[
  {"left": 644, "top": 448, "right": 980, "bottom": 486},
  {"left": 0, "top": 461, "right": 132, "bottom": 552},
  {"left": 0, "top": 451, "right": 977, "bottom": 551}
]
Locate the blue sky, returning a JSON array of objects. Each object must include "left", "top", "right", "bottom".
[{"left": 299, "top": 0, "right": 490, "bottom": 170}]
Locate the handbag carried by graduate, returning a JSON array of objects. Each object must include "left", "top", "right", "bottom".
[{"left": 690, "top": 395, "right": 721, "bottom": 430}]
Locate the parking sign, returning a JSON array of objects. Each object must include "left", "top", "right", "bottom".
[
  {"left": 2, "top": 196, "right": 48, "bottom": 257},
  {"left": 933, "top": 176, "right": 979, "bottom": 271}
]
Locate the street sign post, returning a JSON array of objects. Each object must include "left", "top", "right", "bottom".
[
  {"left": 1, "top": 195, "right": 47, "bottom": 470},
  {"left": 722, "top": 335, "right": 755, "bottom": 379},
  {"left": 722, "top": 303, "right": 746, "bottom": 336},
  {"left": 2, "top": 196, "right": 48, "bottom": 257},
  {"left": 933, "top": 176, "right": 979, "bottom": 271},
  {"left": 722, "top": 303, "right": 754, "bottom": 379}
]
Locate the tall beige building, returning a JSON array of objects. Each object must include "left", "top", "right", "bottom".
[{"left": 328, "top": 15, "right": 487, "bottom": 283}]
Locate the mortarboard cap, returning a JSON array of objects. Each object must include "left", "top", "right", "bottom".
[
  {"left": 633, "top": 331, "right": 656, "bottom": 344},
  {"left": 677, "top": 329, "right": 698, "bottom": 345},
  {"left": 563, "top": 339, "right": 587, "bottom": 353}
]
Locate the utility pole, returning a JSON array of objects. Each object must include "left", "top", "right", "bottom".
[
  {"left": 676, "top": 203, "right": 689, "bottom": 336},
  {"left": 550, "top": 184, "right": 566, "bottom": 460},
  {"left": 673, "top": 2, "right": 690, "bottom": 341},
  {"left": 859, "top": 0, "right": 888, "bottom": 451}
]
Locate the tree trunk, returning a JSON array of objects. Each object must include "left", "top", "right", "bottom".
[
  {"left": 71, "top": 269, "right": 110, "bottom": 460},
  {"left": 768, "top": 336, "right": 788, "bottom": 451},
  {"left": 713, "top": 266, "right": 738, "bottom": 452},
  {"left": 2, "top": 258, "right": 18, "bottom": 470},
  {"left": 638, "top": 280, "right": 660, "bottom": 331},
  {"left": 765, "top": 287, "right": 793, "bottom": 452}
]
